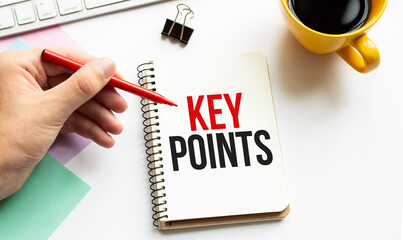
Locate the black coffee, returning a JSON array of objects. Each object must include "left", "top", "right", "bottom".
[{"left": 288, "top": 0, "right": 371, "bottom": 34}]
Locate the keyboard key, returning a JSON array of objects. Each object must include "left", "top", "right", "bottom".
[
  {"left": 0, "top": 7, "right": 15, "bottom": 30},
  {"left": 15, "top": 2, "right": 36, "bottom": 25},
  {"left": 0, "top": 0, "right": 26, "bottom": 7},
  {"left": 36, "top": 0, "right": 57, "bottom": 20},
  {"left": 56, "top": 0, "right": 82, "bottom": 15},
  {"left": 84, "top": 0, "right": 126, "bottom": 9}
]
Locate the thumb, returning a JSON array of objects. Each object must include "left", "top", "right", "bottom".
[{"left": 46, "top": 57, "right": 116, "bottom": 117}]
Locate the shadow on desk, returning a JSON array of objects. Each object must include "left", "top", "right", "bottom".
[{"left": 275, "top": 31, "right": 343, "bottom": 103}]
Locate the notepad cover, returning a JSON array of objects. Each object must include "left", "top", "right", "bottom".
[{"left": 140, "top": 52, "right": 289, "bottom": 229}]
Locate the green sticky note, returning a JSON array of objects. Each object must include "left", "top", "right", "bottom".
[{"left": 0, "top": 154, "right": 91, "bottom": 240}]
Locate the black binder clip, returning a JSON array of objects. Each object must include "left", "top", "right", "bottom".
[{"left": 161, "top": 4, "right": 194, "bottom": 44}]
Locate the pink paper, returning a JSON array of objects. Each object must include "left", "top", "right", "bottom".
[
  {"left": 0, "top": 26, "right": 83, "bottom": 51},
  {"left": 48, "top": 134, "right": 92, "bottom": 165}
]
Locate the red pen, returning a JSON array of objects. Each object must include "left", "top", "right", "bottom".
[{"left": 41, "top": 49, "right": 177, "bottom": 107}]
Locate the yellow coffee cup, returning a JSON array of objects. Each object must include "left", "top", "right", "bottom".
[{"left": 280, "top": 0, "right": 387, "bottom": 73}]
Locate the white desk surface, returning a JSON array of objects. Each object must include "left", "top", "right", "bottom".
[{"left": 49, "top": 0, "right": 403, "bottom": 239}]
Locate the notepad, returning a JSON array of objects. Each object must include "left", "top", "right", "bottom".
[{"left": 138, "top": 52, "right": 289, "bottom": 230}]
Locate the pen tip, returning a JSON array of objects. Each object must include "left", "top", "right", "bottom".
[{"left": 164, "top": 98, "right": 178, "bottom": 107}]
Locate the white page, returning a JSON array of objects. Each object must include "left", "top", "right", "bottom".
[{"left": 147, "top": 52, "right": 289, "bottom": 221}]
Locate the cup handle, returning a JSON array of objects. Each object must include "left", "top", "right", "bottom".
[{"left": 336, "top": 34, "right": 380, "bottom": 73}]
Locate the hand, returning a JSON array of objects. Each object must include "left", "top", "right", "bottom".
[{"left": 0, "top": 47, "right": 128, "bottom": 200}]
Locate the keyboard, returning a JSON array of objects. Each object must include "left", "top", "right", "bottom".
[{"left": 0, "top": 0, "right": 165, "bottom": 39}]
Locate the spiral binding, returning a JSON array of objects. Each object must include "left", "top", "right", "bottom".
[{"left": 137, "top": 62, "right": 168, "bottom": 227}]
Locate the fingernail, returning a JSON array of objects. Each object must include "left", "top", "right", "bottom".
[{"left": 97, "top": 58, "right": 116, "bottom": 79}]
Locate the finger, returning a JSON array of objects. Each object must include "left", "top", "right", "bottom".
[
  {"left": 94, "top": 86, "right": 128, "bottom": 113},
  {"left": 16, "top": 47, "right": 97, "bottom": 88},
  {"left": 62, "top": 112, "right": 115, "bottom": 148},
  {"left": 44, "top": 57, "right": 116, "bottom": 119},
  {"left": 77, "top": 99, "right": 123, "bottom": 135},
  {"left": 38, "top": 47, "right": 126, "bottom": 82},
  {"left": 47, "top": 73, "right": 127, "bottom": 113},
  {"left": 10, "top": 47, "right": 126, "bottom": 90},
  {"left": 35, "top": 46, "right": 97, "bottom": 76}
]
